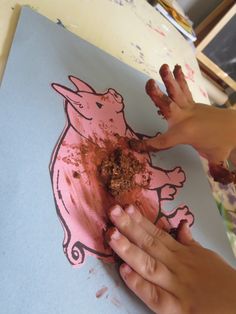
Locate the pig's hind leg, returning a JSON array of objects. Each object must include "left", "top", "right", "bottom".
[{"left": 161, "top": 205, "right": 194, "bottom": 229}]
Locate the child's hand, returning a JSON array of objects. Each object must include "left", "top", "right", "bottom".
[
  {"left": 106, "top": 205, "right": 236, "bottom": 314},
  {"left": 130, "top": 64, "right": 236, "bottom": 184}
]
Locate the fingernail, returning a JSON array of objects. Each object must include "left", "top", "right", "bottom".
[
  {"left": 121, "top": 263, "right": 132, "bottom": 275},
  {"left": 185, "top": 224, "right": 192, "bottom": 238},
  {"left": 105, "top": 227, "right": 121, "bottom": 242},
  {"left": 179, "top": 220, "right": 192, "bottom": 238},
  {"left": 177, "top": 219, "right": 188, "bottom": 232},
  {"left": 125, "top": 205, "right": 135, "bottom": 215},
  {"left": 110, "top": 205, "right": 122, "bottom": 217}
]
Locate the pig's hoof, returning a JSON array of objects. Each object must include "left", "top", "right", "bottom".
[
  {"left": 167, "top": 205, "right": 194, "bottom": 228},
  {"left": 160, "top": 185, "right": 177, "bottom": 200},
  {"left": 171, "top": 167, "right": 186, "bottom": 186}
]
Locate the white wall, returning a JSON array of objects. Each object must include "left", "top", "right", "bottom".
[{"left": 177, "top": 0, "right": 222, "bottom": 26}]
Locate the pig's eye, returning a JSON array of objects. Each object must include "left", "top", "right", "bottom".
[{"left": 96, "top": 102, "right": 103, "bottom": 109}]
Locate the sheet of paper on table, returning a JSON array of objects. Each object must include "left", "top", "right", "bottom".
[{"left": 0, "top": 7, "right": 235, "bottom": 314}]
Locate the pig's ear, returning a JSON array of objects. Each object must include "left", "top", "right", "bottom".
[
  {"left": 68, "top": 76, "right": 95, "bottom": 93},
  {"left": 52, "top": 83, "right": 82, "bottom": 104}
]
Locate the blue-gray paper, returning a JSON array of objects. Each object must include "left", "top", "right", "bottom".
[{"left": 0, "top": 7, "right": 235, "bottom": 314}]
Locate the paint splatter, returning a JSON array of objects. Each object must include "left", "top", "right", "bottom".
[
  {"left": 96, "top": 286, "right": 108, "bottom": 298},
  {"left": 131, "top": 42, "right": 145, "bottom": 65},
  {"left": 56, "top": 19, "right": 66, "bottom": 28},
  {"left": 147, "top": 20, "right": 166, "bottom": 37},
  {"left": 89, "top": 267, "right": 96, "bottom": 274},
  {"left": 184, "top": 63, "right": 195, "bottom": 82}
]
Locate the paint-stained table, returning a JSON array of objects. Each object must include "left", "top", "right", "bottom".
[{"left": 0, "top": 0, "right": 235, "bottom": 255}]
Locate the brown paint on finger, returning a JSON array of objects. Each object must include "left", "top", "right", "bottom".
[
  {"left": 159, "top": 64, "right": 179, "bottom": 100},
  {"left": 209, "top": 163, "right": 236, "bottom": 184},
  {"left": 128, "top": 139, "right": 160, "bottom": 153},
  {"left": 104, "top": 226, "right": 116, "bottom": 244},
  {"left": 145, "top": 79, "right": 172, "bottom": 119},
  {"left": 173, "top": 64, "right": 185, "bottom": 80},
  {"left": 159, "top": 63, "right": 170, "bottom": 78}
]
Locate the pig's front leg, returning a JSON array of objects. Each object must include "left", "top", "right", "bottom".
[{"left": 146, "top": 162, "right": 186, "bottom": 190}]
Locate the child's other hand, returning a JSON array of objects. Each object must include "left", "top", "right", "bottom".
[{"left": 106, "top": 204, "right": 236, "bottom": 314}]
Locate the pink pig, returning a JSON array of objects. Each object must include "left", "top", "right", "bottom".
[{"left": 50, "top": 76, "right": 194, "bottom": 267}]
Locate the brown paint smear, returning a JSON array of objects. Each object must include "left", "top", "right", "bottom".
[
  {"left": 96, "top": 286, "right": 108, "bottom": 298},
  {"left": 128, "top": 138, "right": 159, "bottom": 154},
  {"left": 209, "top": 163, "right": 236, "bottom": 185},
  {"left": 98, "top": 147, "right": 149, "bottom": 197},
  {"left": 145, "top": 78, "right": 172, "bottom": 119}
]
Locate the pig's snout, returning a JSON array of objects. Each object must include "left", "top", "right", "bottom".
[{"left": 108, "top": 88, "right": 123, "bottom": 103}]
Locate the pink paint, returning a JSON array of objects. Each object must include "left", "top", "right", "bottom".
[
  {"left": 153, "top": 27, "right": 166, "bottom": 36},
  {"left": 50, "top": 76, "right": 194, "bottom": 267},
  {"left": 96, "top": 286, "right": 108, "bottom": 298},
  {"left": 147, "top": 21, "right": 166, "bottom": 37},
  {"left": 199, "top": 86, "right": 208, "bottom": 98},
  {"left": 184, "top": 63, "right": 195, "bottom": 82}
]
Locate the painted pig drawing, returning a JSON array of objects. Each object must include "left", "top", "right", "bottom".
[{"left": 50, "top": 76, "right": 194, "bottom": 267}]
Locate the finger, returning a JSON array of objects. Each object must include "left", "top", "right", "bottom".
[
  {"left": 128, "top": 128, "right": 186, "bottom": 153},
  {"left": 177, "top": 220, "right": 201, "bottom": 247},
  {"left": 120, "top": 263, "right": 181, "bottom": 314},
  {"left": 145, "top": 78, "right": 175, "bottom": 120},
  {"left": 159, "top": 64, "right": 187, "bottom": 105},
  {"left": 108, "top": 205, "right": 174, "bottom": 266},
  {"left": 125, "top": 205, "right": 183, "bottom": 252},
  {"left": 173, "top": 64, "right": 194, "bottom": 104},
  {"left": 106, "top": 227, "right": 176, "bottom": 291},
  {"left": 143, "top": 127, "right": 186, "bottom": 151}
]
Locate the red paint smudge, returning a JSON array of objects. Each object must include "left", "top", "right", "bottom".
[
  {"left": 96, "top": 286, "right": 108, "bottom": 298},
  {"left": 184, "top": 63, "right": 195, "bottom": 82},
  {"left": 153, "top": 27, "right": 166, "bottom": 36},
  {"left": 65, "top": 175, "right": 71, "bottom": 185},
  {"left": 147, "top": 21, "right": 166, "bottom": 37},
  {"left": 199, "top": 86, "right": 208, "bottom": 98}
]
